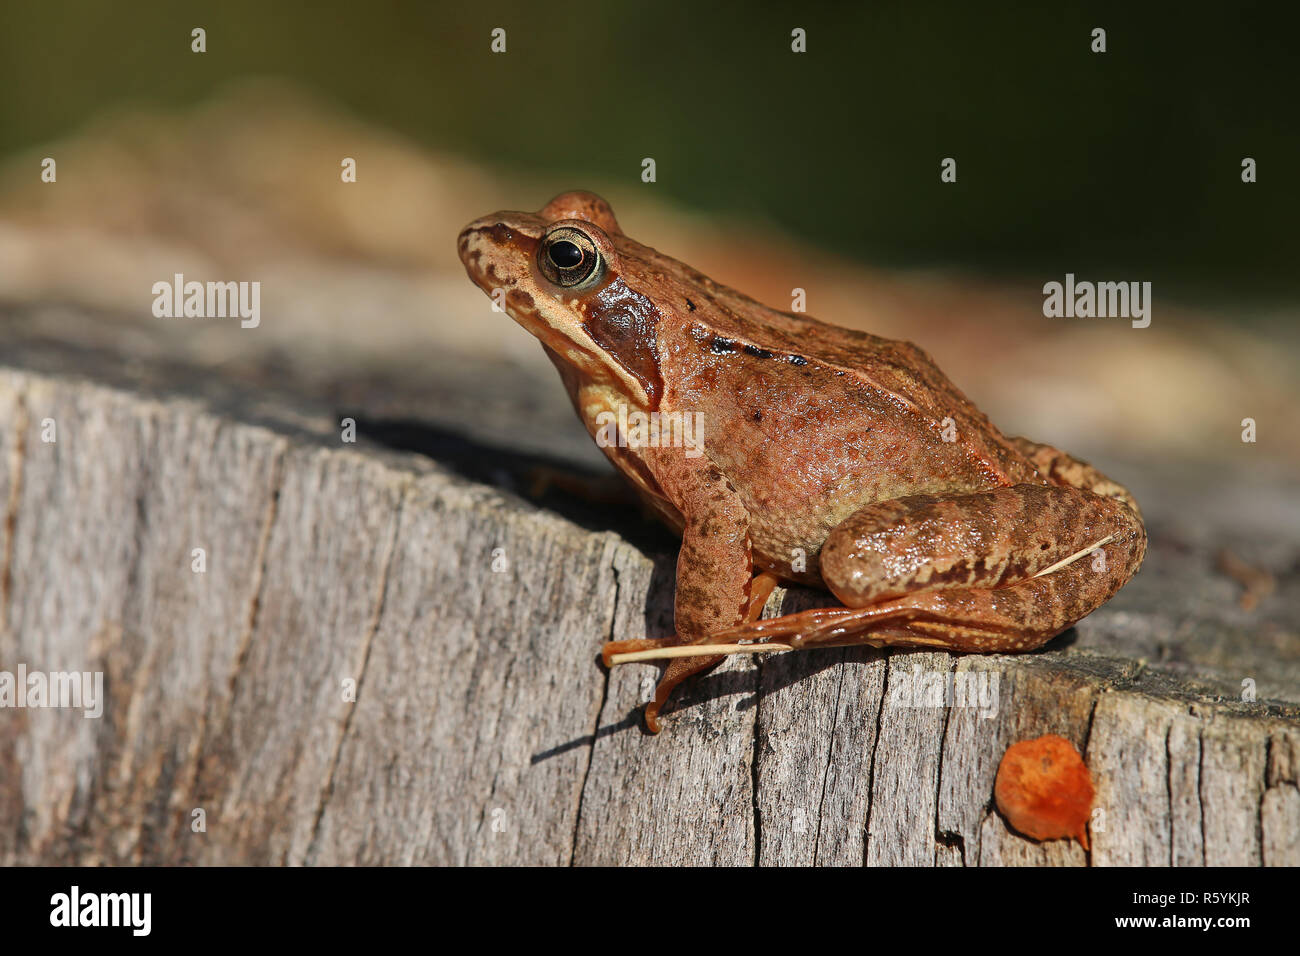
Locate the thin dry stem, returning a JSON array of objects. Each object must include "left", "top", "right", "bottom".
[
  {"left": 1032, "top": 534, "right": 1115, "bottom": 578},
  {"left": 607, "top": 642, "right": 793, "bottom": 665}
]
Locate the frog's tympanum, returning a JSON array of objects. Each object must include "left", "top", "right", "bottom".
[{"left": 459, "top": 192, "right": 1146, "bottom": 732}]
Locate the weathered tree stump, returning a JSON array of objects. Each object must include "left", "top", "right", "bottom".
[{"left": 0, "top": 307, "right": 1297, "bottom": 866}]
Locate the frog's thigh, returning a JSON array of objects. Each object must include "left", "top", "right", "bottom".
[
  {"left": 819, "top": 484, "right": 1141, "bottom": 608},
  {"left": 1010, "top": 436, "right": 1142, "bottom": 519}
]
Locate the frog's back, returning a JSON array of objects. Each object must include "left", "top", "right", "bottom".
[
  {"left": 653, "top": 280, "right": 1045, "bottom": 576},
  {"left": 623, "top": 233, "right": 1021, "bottom": 461}
]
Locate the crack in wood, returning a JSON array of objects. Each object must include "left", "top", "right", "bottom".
[
  {"left": 181, "top": 429, "right": 286, "bottom": 862},
  {"left": 0, "top": 383, "right": 26, "bottom": 629},
  {"left": 862, "top": 650, "right": 892, "bottom": 865},
  {"left": 190, "top": 438, "right": 286, "bottom": 827},
  {"left": 811, "top": 650, "right": 847, "bottom": 866},
  {"left": 568, "top": 540, "right": 620, "bottom": 866},
  {"left": 1164, "top": 720, "right": 1175, "bottom": 867},
  {"left": 1081, "top": 694, "right": 1099, "bottom": 867},
  {"left": 304, "top": 474, "right": 410, "bottom": 864},
  {"left": 750, "top": 652, "right": 762, "bottom": 866},
  {"left": 931, "top": 655, "right": 957, "bottom": 865}
]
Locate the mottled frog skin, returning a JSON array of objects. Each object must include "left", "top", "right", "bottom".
[{"left": 459, "top": 191, "right": 1145, "bottom": 732}]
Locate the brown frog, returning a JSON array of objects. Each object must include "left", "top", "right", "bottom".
[{"left": 458, "top": 191, "right": 1145, "bottom": 732}]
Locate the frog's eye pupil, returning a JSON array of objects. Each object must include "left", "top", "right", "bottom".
[{"left": 548, "top": 240, "right": 584, "bottom": 269}]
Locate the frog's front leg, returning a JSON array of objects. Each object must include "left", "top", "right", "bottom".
[
  {"left": 604, "top": 447, "right": 762, "bottom": 733},
  {"left": 711, "top": 484, "right": 1144, "bottom": 653}
]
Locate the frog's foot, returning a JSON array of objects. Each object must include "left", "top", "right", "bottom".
[
  {"left": 599, "top": 637, "right": 721, "bottom": 733},
  {"left": 708, "top": 606, "right": 877, "bottom": 647},
  {"left": 746, "top": 570, "right": 781, "bottom": 619},
  {"left": 643, "top": 572, "right": 781, "bottom": 731},
  {"left": 605, "top": 572, "right": 782, "bottom": 732},
  {"left": 525, "top": 466, "right": 638, "bottom": 508},
  {"left": 640, "top": 654, "right": 722, "bottom": 733}
]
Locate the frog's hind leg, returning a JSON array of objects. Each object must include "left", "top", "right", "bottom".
[
  {"left": 711, "top": 551, "right": 1124, "bottom": 653},
  {"left": 712, "top": 484, "right": 1145, "bottom": 654}
]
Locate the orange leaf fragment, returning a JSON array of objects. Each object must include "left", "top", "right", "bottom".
[{"left": 994, "top": 733, "right": 1095, "bottom": 849}]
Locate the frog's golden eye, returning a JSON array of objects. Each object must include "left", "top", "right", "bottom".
[{"left": 538, "top": 227, "right": 603, "bottom": 288}]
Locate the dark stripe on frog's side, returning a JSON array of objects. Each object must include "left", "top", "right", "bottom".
[
  {"left": 705, "top": 332, "right": 804, "bottom": 366},
  {"left": 581, "top": 275, "right": 665, "bottom": 408}
]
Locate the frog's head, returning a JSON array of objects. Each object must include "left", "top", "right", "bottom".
[{"left": 458, "top": 190, "right": 664, "bottom": 408}]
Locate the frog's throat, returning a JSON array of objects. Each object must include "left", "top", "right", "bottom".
[
  {"left": 577, "top": 381, "right": 654, "bottom": 444},
  {"left": 539, "top": 334, "right": 654, "bottom": 409},
  {"left": 505, "top": 290, "right": 656, "bottom": 410}
]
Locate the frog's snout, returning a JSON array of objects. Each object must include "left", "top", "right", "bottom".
[
  {"left": 456, "top": 217, "right": 500, "bottom": 278},
  {"left": 457, "top": 213, "right": 543, "bottom": 295},
  {"left": 456, "top": 221, "right": 502, "bottom": 296},
  {"left": 455, "top": 222, "right": 476, "bottom": 264}
]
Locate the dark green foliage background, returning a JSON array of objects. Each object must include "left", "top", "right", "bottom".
[{"left": 2, "top": 1, "right": 1294, "bottom": 304}]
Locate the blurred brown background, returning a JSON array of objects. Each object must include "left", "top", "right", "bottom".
[{"left": 1, "top": 1, "right": 1296, "bottom": 537}]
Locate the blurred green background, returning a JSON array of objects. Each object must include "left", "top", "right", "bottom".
[{"left": 2, "top": 0, "right": 1295, "bottom": 303}]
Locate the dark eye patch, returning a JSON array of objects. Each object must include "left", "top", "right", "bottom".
[{"left": 582, "top": 278, "right": 664, "bottom": 405}]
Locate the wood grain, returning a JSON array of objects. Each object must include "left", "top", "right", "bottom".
[{"left": 0, "top": 364, "right": 1297, "bottom": 866}]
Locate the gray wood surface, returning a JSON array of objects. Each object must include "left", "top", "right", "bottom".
[{"left": 1, "top": 326, "right": 1297, "bottom": 866}]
